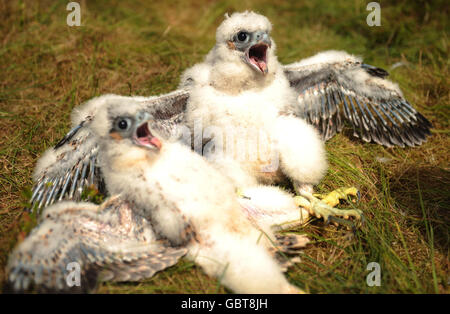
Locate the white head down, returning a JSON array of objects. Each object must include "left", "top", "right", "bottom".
[{"left": 203, "top": 11, "right": 283, "bottom": 92}]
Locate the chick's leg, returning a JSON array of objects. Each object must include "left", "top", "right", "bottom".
[
  {"left": 271, "top": 115, "right": 328, "bottom": 187},
  {"left": 270, "top": 116, "right": 362, "bottom": 227},
  {"left": 188, "top": 232, "right": 304, "bottom": 294},
  {"left": 237, "top": 185, "right": 310, "bottom": 231}
]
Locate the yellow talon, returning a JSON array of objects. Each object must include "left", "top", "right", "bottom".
[
  {"left": 294, "top": 195, "right": 311, "bottom": 209},
  {"left": 314, "top": 187, "right": 360, "bottom": 207},
  {"left": 295, "top": 188, "right": 363, "bottom": 228}
]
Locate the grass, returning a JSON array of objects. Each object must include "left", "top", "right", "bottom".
[{"left": 0, "top": 0, "right": 448, "bottom": 294}]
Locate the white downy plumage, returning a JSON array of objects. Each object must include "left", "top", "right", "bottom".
[
  {"left": 180, "top": 11, "right": 328, "bottom": 192},
  {"left": 91, "top": 100, "right": 308, "bottom": 294}
]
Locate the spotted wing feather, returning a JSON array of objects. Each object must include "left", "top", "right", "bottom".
[{"left": 7, "top": 196, "right": 187, "bottom": 293}]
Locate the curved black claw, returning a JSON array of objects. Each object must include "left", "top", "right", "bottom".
[{"left": 327, "top": 212, "right": 365, "bottom": 230}]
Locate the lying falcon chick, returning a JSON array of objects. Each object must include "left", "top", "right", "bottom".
[{"left": 93, "top": 100, "right": 305, "bottom": 293}]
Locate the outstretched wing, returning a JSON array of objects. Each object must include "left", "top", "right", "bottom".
[
  {"left": 29, "top": 90, "right": 189, "bottom": 212},
  {"left": 30, "top": 119, "right": 100, "bottom": 213},
  {"left": 6, "top": 196, "right": 187, "bottom": 293},
  {"left": 284, "top": 51, "right": 432, "bottom": 147}
]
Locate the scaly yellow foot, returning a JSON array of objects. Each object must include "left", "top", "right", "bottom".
[
  {"left": 294, "top": 189, "right": 363, "bottom": 229},
  {"left": 314, "top": 187, "right": 360, "bottom": 207}
]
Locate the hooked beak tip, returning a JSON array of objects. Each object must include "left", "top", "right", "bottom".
[
  {"left": 135, "top": 121, "right": 162, "bottom": 150},
  {"left": 150, "top": 137, "right": 162, "bottom": 150},
  {"left": 247, "top": 42, "right": 269, "bottom": 75}
]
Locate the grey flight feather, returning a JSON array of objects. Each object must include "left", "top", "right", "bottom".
[
  {"left": 7, "top": 196, "right": 187, "bottom": 293},
  {"left": 284, "top": 57, "right": 432, "bottom": 147}
]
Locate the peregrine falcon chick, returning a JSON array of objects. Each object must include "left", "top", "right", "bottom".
[
  {"left": 180, "top": 11, "right": 356, "bottom": 222},
  {"left": 92, "top": 99, "right": 305, "bottom": 293}
]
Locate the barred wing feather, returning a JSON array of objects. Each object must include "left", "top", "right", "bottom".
[{"left": 284, "top": 51, "right": 432, "bottom": 147}]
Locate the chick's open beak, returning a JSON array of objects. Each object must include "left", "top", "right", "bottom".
[
  {"left": 245, "top": 32, "right": 271, "bottom": 75},
  {"left": 247, "top": 43, "right": 269, "bottom": 74},
  {"left": 134, "top": 121, "right": 162, "bottom": 150}
]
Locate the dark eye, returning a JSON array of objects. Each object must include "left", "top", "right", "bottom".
[
  {"left": 115, "top": 118, "right": 132, "bottom": 131},
  {"left": 237, "top": 31, "right": 248, "bottom": 42},
  {"left": 118, "top": 119, "right": 128, "bottom": 130}
]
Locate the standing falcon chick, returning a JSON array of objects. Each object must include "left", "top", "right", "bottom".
[
  {"left": 92, "top": 99, "right": 305, "bottom": 293},
  {"left": 181, "top": 11, "right": 327, "bottom": 188},
  {"left": 180, "top": 11, "right": 361, "bottom": 223}
]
